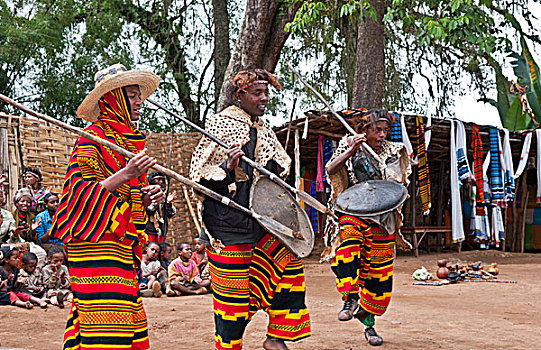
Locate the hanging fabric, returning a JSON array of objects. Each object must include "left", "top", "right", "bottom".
[
  {"left": 535, "top": 129, "right": 541, "bottom": 203},
  {"left": 488, "top": 126, "right": 505, "bottom": 206},
  {"left": 322, "top": 138, "right": 333, "bottom": 187},
  {"left": 514, "top": 132, "right": 532, "bottom": 179},
  {"left": 455, "top": 120, "right": 471, "bottom": 182},
  {"left": 490, "top": 206, "right": 505, "bottom": 247},
  {"left": 469, "top": 194, "right": 489, "bottom": 243},
  {"left": 482, "top": 151, "right": 492, "bottom": 202},
  {"left": 425, "top": 114, "right": 432, "bottom": 149},
  {"left": 399, "top": 113, "right": 415, "bottom": 160},
  {"left": 471, "top": 124, "right": 486, "bottom": 215},
  {"left": 316, "top": 136, "right": 325, "bottom": 192},
  {"left": 390, "top": 112, "right": 402, "bottom": 142},
  {"left": 450, "top": 120, "right": 465, "bottom": 243},
  {"left": 415, "top": 115, "right": 431, "bottom": 215},
  {"left": 500, "top": 129, "right": 515, "bottom": 202}
]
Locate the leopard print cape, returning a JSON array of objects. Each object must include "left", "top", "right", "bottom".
[{"left": 189, "top": 105, "right": 291, "bottom": 251}]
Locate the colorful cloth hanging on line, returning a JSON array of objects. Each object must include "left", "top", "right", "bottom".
[
  {"left": 390, "top": 112, "right": 402, "bottom": 142},
  {"left": 316, "top": 136, "right": 325, "bottom": 192},
  {"left": 414, "top": 115, "right": 431, "bottom": 215},
  {"left": 455, "top": 120, "right": 471, "bottom": 182},
  {"left": 450, "top": 121, "right": 465, "bottom": 243},
  {"left": 471, "top": 124, "right": 486, "bottom": 216},
  {"left": 514, "top": 132, "right": 532, "bottom": 179},
  {"left": 322, "top": 138, "right": 333, "bottom": 187},
  {"left": 488, "top": 126, "right": 505, "bottom": 206},
  {"left": 501, "top": 129, "right": 515, "bottom": 202}
]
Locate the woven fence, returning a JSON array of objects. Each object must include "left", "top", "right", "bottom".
[{"left": 1, "top": 113, "right": 203, "bottom": 245}]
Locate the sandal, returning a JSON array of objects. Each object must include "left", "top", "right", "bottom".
[{"left": 364, "top": 326, "right": 383, "bottom": 346}]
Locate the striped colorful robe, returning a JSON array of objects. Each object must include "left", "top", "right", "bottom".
[{"left": 51, "top": 87, "right": 150, "bottom": 350}]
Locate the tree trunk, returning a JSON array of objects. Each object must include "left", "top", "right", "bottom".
[
  {"left": 352, "top": 0, "right": 385, "bottom": 109},
  {"left": 213, "top": 0, "right": 231, "bottom": 105},
  {"left": 216, "top": 0, "right": 302, "bottom": 111}
]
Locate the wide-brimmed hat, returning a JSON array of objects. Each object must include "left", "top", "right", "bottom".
[{"left": 77, "top": 63, "right": 160, "bottom": 122}]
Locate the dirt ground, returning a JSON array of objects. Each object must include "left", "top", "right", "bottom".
[{"left": 1, "top": 250, "right": 540, "bottom": 350}]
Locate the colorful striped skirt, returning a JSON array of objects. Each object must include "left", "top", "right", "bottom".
[
  {"left": 207, "top": 233, "right": 310, "bottom": 349},
  {"left": 331, "top": 215, "right": 395, "bottom": 316},
  {"left": 63, "top": 233, "right": 150, "bottom": 350}
]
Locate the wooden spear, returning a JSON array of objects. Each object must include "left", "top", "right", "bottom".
[{"left": 0, "top": 93, "right": 299, "bottom": 240}]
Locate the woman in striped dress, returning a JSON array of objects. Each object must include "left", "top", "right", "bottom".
[{"left": 51, "top": 64, "right": 163, "bottom": 349}]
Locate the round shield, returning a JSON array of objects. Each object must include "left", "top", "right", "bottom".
[
  {"left": 250, "top": 176, "right": 314, "bottom": 258},
  {"left": 334, "top": 180, "right": 408, "bottom": 217}
]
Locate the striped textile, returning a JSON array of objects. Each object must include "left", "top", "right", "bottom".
[
  {"left": 488, "top": 126, "right": 505, "bottom": 206},
  {"left": 51, "top": 87, "right": 150, "bottom": 349},
  {"left": 331, "top": 215, "right": 395, "bottom": 316},
  {"left": 207, "top": 234, "right": 310, "bottom": 349},
  {"left": 316, "top": 136, "right": 325, "bottom": 192},
  {"left": 309, "top": 181, "right": 319, "bottom": 235},
  {"left": 456, "top": 120, "right": 471, "bottom": 181},
  {"left": 415, "top": 115, "right": 431, "bottom": 215},
  {"left": 322, "top": 138, "right": 333, "bottom": 187},
  {"left": 390, "top": 113, "right": 402, "bottom": 142},
  {"left": 471, "top": 125, "right": 486, "bottom": 216},
  {"left": 501, "top": 129, "right": 515, "bottom": 202}
]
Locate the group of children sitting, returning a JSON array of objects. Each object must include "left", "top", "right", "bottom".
[
  {"left": 139, "top": 238, "right": 211, "bottom": 298},
  {"left": 0, "top": 244, "right": 72, "bottom": 309},
  {"left": 0, "top": 238, "right": 209, "bottom": 310}
]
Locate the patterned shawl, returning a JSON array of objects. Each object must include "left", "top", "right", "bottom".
[
  {"left": 488, "top": 126, "right": 505, "bottom": 206},
  {"left": 471, "top": 125, "right": 486, "bottom": 216},
  {"left": 189, "top": 105, "right": 290, "bottom": 184},
  {"left": 51, "top": 87, "right": 148, "bottom": 263},
  {"left": 415, "top": 115, "right": 431, "bottom": 215}
]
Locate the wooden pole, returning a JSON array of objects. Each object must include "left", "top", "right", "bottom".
[
  {"left": 182, "top": 185, "right": 201, "bottom": 235},
  {"left": 0, "top": 93, "right": 300, "bottom": 241},
  {"left": 295, "top": 129, "right": 301, "bottom": 202},
  {"left": 284, "top": 98, "right": 297, "bottom": 151}
]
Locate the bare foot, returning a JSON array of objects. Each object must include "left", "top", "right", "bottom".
[
  {"left": 195, "top": 287, "right": 208, "bottom": 295},
  {"left": 263, "top": 337, "right": 289, "bottom": 350},
  {"left": 38, "top": 300, "right": 48, "bottom": 309},
  {"left": 25, "top": 301, "right": 33, "bottom": 309}
]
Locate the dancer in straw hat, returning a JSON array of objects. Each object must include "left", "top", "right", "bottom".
[{"left": 50, "top": 63, "right": 164, "bottom": 349}]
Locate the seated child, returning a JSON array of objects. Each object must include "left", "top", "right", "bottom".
[
  {"left": 140, "top": 242, "right": 167, "bottom": 298},
  {"left": 168, "top": 242, "right": 210, "bottom": 296},
  {"left": 158, "top": 241, "right": 173, "bottom": 270},
  {"left": 191, "top": 237, "right": 210, "bottom": 281},
  {"left": 0, "top": 246, "right": 47, "bottom": 309},
  {"left": 42, "top": 245, "right": 72, "bottom": 308},
  {"left": 18, "top": 252, "right": 44, "bottom": 298}
]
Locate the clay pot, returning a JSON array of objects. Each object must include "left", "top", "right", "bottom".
[
  {"left": 437, "top": 266, "right": 449, "bottom": 279},
  {"left": 436, "top": 260, "right": 449, "bottom": 279},
  {"left": 437, "top": 259, "right": 447, "bottom": 267},
  {"left": 488, "top": 263, "right": 499, "bottom": 275}
]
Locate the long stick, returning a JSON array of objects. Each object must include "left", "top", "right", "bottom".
[
  {"left": 285, "top": 62, "right": 384, "bottom": 166},
  {"left": 0, "top": 93, "right": 298, "bottom": 240},
  {"left": 146, "top": 98, "right": 336, "bottom": 219}
]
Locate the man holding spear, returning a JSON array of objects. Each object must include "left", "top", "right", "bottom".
[
  {"left": 49, "top": 63, "right": 164, "bottom": 349},
  {"left": 190, "top": 69, "right": 311, "bottom": 350}
]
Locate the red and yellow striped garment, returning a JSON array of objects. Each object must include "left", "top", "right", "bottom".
[{"left": 51, "top": 87, "right": 150, "bottom": 349}]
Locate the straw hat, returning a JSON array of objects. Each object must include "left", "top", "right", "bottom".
[{"left": 77, "top": 63, "right": 160, "bottom": 122}]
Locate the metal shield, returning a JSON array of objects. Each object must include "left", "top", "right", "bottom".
[
  {"left": 334, "top": 180, "right": 408, "bottom": 217},
  {"left": 250, "top": 176, "right": 315, "bottom": 258}
]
